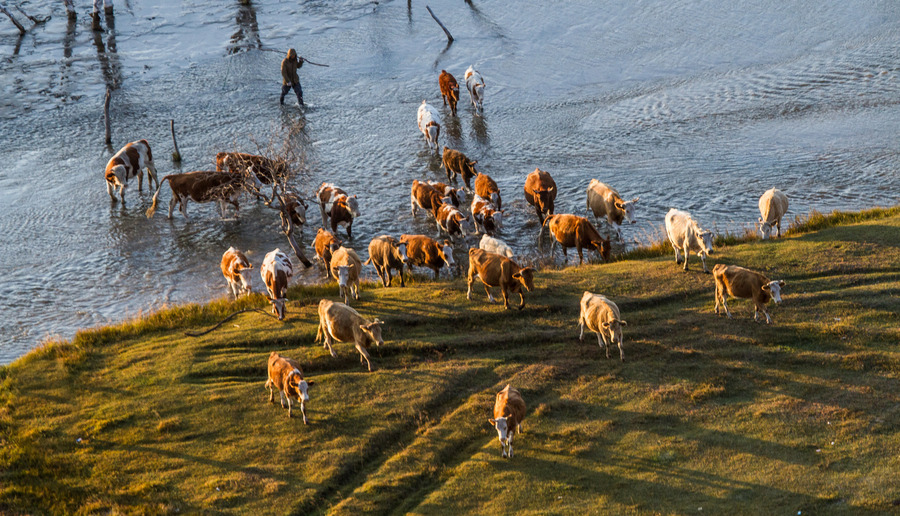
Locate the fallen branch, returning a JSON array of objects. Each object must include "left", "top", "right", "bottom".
[
  {"left": 0, "top": 4, "right": 26, "bottom": 34},
  {"left": 103, "top": 88, "right": 112, "bottom": 145},
  {"left": 426, "top": 5, "right": 453, "bottom": 44},
  {"left": 184, "top": 308, "right": 277, "bottom": 337},
  {"left": 170, "top": 119, "right": 182, "bottom": 162},
  {"left": 14, "top": 5, "right": 50, "bottom": 23}
]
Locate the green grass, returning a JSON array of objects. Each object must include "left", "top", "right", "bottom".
[{"left": 2, "top": 209, "right": 899, "bottom": 514}]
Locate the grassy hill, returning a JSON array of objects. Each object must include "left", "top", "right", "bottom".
[{"left": 2, "top": 208, "right": 899, "bottom": 515}]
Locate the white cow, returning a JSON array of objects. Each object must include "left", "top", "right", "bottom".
[
  {"left": 417, "top": 100, "right": 442, "bottom": 151},
  {"left": 221, "top": 247, "right": 253, "bottom": 297},
  {"left": 578, "top": 291, "right": 627, "bottom": 361},
  {"left": 479, "top": 234, "right": 514, "bottom": 259},
  {"left": 758, "top": 188, "right": 789, "bottom": 239},
  {"left": 665, "top": 208, "right": 715, "bottom": 273},
  {"left": 261, "top": 249, "right": 294, "bottom": 320},
  {"left": 464, "top": 66, "right": 485, "bottom": 112}
]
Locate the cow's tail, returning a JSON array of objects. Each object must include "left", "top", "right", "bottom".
[
  {"left": 537, "top": 215, "right": 554, "bottom": 254},
  {"left": 145, "top": 176, "right": 171, "bottom": 218},
  {"left": 363, "top": 256, "right": 372, "bottom": 265},
  {"left": 314, "top": 317, "right": 324, "bottom": 343}
]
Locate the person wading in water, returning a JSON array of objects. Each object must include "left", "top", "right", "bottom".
[{"left": 281, "top": 48, "right": 304, "bottom": 106}]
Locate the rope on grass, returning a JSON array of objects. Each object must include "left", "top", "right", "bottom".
[{"left": 184, "top": 307, "right": 279, "bottom": 337}]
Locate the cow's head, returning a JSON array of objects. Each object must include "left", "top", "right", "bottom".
[
  {"left": 490, "top": 191, "right": 500, "bottom": 207},
  {"left": 287, "top": 196, "right": 307, "bottom": 226},
  {"left": 699, "top": 230, "right": 714, "bottom": 255},
  {"left": 441, "top": 240, "right": 456, "bottom": 268},
  {"left": 615, "top": 197, "right": 640, "bottom": 224},
  {"left": 459, "top": 214, "right": 476, "bottom": 236},
  {"left": 287, "top": 370, "right": 314, "bottom": 403},
  {"left": 592, "top": 235, "right": 612, "bottom": 263},
  {"left": 601, "top": 318, "right": 627, "bottom": 344},
  {"left": 345, "top": 195, "right": 361, "bottom": 217},
  {"left": 534, "top": 186, "right": 556, "bottom": 216},
  {"left": 762, "top": 280, "right": 785, "bottom": 303},
  {"left": 488, "top": 416, "right": 510, "bottom": 446},
  {"left": 266, "top": 295, "right": 287, "bottom": 321},
  {"left": 237, "top": 263, "right": 254, "bottom": 293},
  {"left": 393, "top": 241, "right": 409, "bottom": 264},
  {"left": 757, "top": 217, "right": 774, "bottom": 239},
  {"left": 335, "top": 264, "right": 355, "bottom": 288},
  {"left": 490, "top": 210, "right": 504, "bottom": 231},
  {"left": 464, "top": 159, "right": 478, "bottom": 176},
  {"left": 359, "top": 319, "right": 384, "bottom": 347},
  {"left": 513, "top": 267, "right": 536, "bottom": 292}
]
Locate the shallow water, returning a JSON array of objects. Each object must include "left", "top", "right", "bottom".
[{"left": 1, "top": 0, "right": 898, "bottom": 363}]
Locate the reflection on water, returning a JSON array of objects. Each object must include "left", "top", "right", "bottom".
[{"left": 228, "top": 0, "right": 261, "bottom": 55}]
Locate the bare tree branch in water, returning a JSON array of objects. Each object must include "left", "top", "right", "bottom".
[{"left": 1, "top": 4, "right": 27, "bottom": 34}]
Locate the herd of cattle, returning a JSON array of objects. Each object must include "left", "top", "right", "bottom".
[{"left": 103, "top": 66, "right": 792, "bottom": 457}]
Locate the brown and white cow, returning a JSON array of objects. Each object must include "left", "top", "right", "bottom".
[
  {"left": 145, "top": 170, "right": 244, "bottom": 219},
  {"left": 364, "top": 235, "right": 409, "bottom": 287},
  {"left": 467, "top": 248, "right": 536, "bottom": 310},
  {"left": 313, "top": 228, "right": 342, "bottom": 272},
  {"left": 417, "top": 100, "right": 442, "bottom": 151},
  {"left": 315, "top": 299, "right": 384, "bottom": 372},
  {"left": 221, "top": 247, "right": 253, "bottom": 297},
  {"left": 665, "top": 208, "right": 715, "bottom": 273},
  {"left": 442, "top": 146, "right": 479, "bottom": 190},
  {"left": 439, "top": 70, "right": 460, "bottom": 116},
  {"left": 330, "top": 246, "right": 362, "bottom": 305},
  {"left": 524, "top": 168, "right": 557, "bottom": 223},
  {"left": 713, "top": 264, "right": 785, "bottom": 324},
  {"left": 470, "top": 194, "right": 504, "bottom": 236},
  {"left": 579, "top": 291, "right": 627, "bottom": 361},
  {"left": 489, "top": 384, "right": 525, "bottom": 458},
  {"left": 318, "top": 183, "right": 360, "bottom": 239},
  {"left": 474, "top": 172, "right": 501, "bottom": 209},
  {"left": 539, "top": 214, "right": 611, "bottom": 265},
  {"left": 435, "top": 203, "right": 475, "bottom": 240},
  {"left": 465, "top": 65, "right": 486, "bottom": 112},
  {"left": 261, "top": 248, "right": 293, "bottom": 320},
  {"left": 265, "top": 351, "right": 314, "bottom": 423},
  {"left": 410, "top": 179, "right": 451, "bottom": 217},
  {"left": 479, "top": 234, "right": 514, "bottom": 259},
  {"left": 758, "top": 188, "right": 789, "bottom": 239},
  {"left": 427, "top": 181, "right": 467, "bottom": 208},
  {"left": 586, "top": 179, "right": 639, "bottom": 238},
  {"left": 104, "top": 139, "right": 159, "bottom": 205},
  {"left": 400, "top": 235, "right": 456, "bottom": 280}
]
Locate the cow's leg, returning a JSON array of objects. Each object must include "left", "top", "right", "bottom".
[
  {"left": 776, "top": 220, "right": 782, "bottom": 238},
  {"left": 300, "top": 400, "right": 308, "bottom": 424},
  {"left": 323, "top": 329, "right": 338, "bottom": 357},
  {"left": 118, "top": 184, "right": 127, "bottom": 206},
  {"left": 681, "top": 244, "right": 690, "bottom": 271},
  {"left": 266, "top": 379, "right": 275, "bottom": 403},
  {"left": 398, "top": 265, "right": 405, "bottom": 287},
  {"left": 279, "top": 390, "right": 287, "bottom": 408},
  {"left": 576, "top": 245, "right": 585, "bottom": 266},
  {"left": 517, "top": 291, "right": 525, "bottom": 310},
  {"left": 579, "top": 317, "right": 585, "bottom": 341},
  {"left": 699, "top": 252, "right": 709, "bottom": 273},
  {"left": 287, "top": 396, "right": 293, "bottom": 418},
  {"left": 672, "top": 243, "right": 682, "bottom": 264},
  {"left": 714, "top": 281, "right": 722, "bottom": 315},
  {"left": 137, "top": 169, "right": 143, "bottom": 193},
  {"left": 356, "top": 341, "right": 373, "bottom": 372},
  {"left": 597, "top": 332, "right": 610, "bottom": 358},
  {"left": 763, "top": 305, "right": 773, "bottom": 325},
  {"left": 180, "top": 198, "right": 189, "bottom": 219},
  {"left": 374, "top": 265, "right": 386, "bottom": 287},
  {"left": 722, "top": 295, "right": 732, "bottom": 319},
  {"left": 353, "top": 281, "right": 360, "bottom": 300},
  {"left": 507, "top": 434, "right": 514, "bottom": 458},
  {"left": 385, "top": 267, "right": 392, "bottom": 287},
  {"left": 147, "top": 162, "right": 159, "bottom": 190},
  {"left": 483, "top": 283, "right": 496, "bottom": 303},
  {"left": 106, "top": 181, "right": 117, "bottom": 202},
  {"left": 346, "top": 221, "right": 353, "bottom": 240},
  {"left": 410, "top": 196, "right": 418, "bottom": 217},
  {"left": 466, "top": 266, "right": 476, "bottom": 299}
]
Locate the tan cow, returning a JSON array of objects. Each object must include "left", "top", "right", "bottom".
[
  {"left": 539, "top": 214, "right": 611, "bottom": 265},
  {"left": 489, "top": 385, "right": 525, "bottom": 458},
  {"left": 524, "top": 168, "right": 557, "bottom": 223},
  {"left": 145, "top": 170, "right": 244, "bottom": 219},
  {"left": 400, "top": 235, "right": 456, "bottom": 279},
  {"left": 467, "top": 248, "right": 535, "bottom": 310},
  {"left": 439, "top": 70, "right": 460, "bottom": 115},
  {"left": 665, "top": 208, "right": 715, "bottom": 273},
  {"left": 313, "top": 228, "right": 342, "bottom": 272},
  {"left": 330, "top": 246, "right": 362, "bottom": 304},
  {"left": 104, "top": 139, "right": 159, "bottom": 205},
  {"left": 315, "top": 299, "right": 384, "bottom": 372},
  {"left": 261, "top": 249, "right": 293, "bottom": 320},
  {"left": 579, "top": 291, "right": 627, "bottom": 361},
  {"left": 364, "top": 235, "right": 409, "bottom": 287},
  {"left": 265, "top": 352, "right": 314, "bottom": 423},
  {"left": 442, "top": 146, "right": 479, "bottom": 190},
  {"left": 758, "top": 188, "right": 789, "bottom": 239},
  {"left": 474, "top": 172, "right": 502, "bottom": 209},
  {"left": 586, "top": 179, "right": 639, "bottom": 238},
  {"left": 713, "top": 264, "right": 785, "bottom": 324},
  {"left": 221, "top": 247, "right": 253, "bottom": 297}
]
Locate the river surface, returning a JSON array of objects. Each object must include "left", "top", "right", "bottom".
[{"left": 1, "top": 0, "right": 898, "bottom": 364}]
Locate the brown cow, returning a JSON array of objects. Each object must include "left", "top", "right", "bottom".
[
  {"left": 713, "top": 264, "right": 785, "bottom": 324},
  {"left": 435, "top": 203, "right": 475, "bottom": 240},
  {"left": 428, "top": 181, "right": 467, "bottom": 208},
  {"left": 221, "top": 247, "right": 253, "bottom": 297},
  {"left": 471, "top": 194, "right": 503, "bottom": 236},
  {"left": 261, "top": 249, "right": 293, "bottom": 320},
  {"left": 364, "top": 235, "right": 409, "bottom": 287},
  {"left": 104, "top": 139, "right": 159, "bottom": 205},
  {"left": 410, "top": 179, "right": 450, "bottom": 217},
  {"left": 315, "top": 299, "right": 384, "bottom": 372},
  {"left": 265, "top": 352, "right": 314, "bottom": 422},
  {"left": 489, "top": 385, "right": 526, "bottom": 458},
  {"left": 474, "top": 172, "right": 502, "bottom": 209},
  {"left": 539, "top": 214, "right": 611, "bottom": 265},
  {"left": 467, "top": 248, "right": 536, "bottom": 310},
  {"left": 442, "top": 146, "right": 478, "bottom": 190},
  {"left": 145, "top": 170, "right": 244, "bottom": 219},
  {"left": 439, "top": 70, "right": 460, "bottom": 115},
  {"left": 318, "top": 183, "right": 360, "bottom": 239},
  {"left": 524, "top": 168, "right": 557, "bottom": 223},
  {"left": 313, "top": 228, "right": 342, "bottom": 271},
  {"left": 400, "top": 235, "right": 456, "bottom": 280}
]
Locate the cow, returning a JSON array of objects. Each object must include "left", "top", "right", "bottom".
[
  {"left": 145, "top": 170, "right": 244, "bottom": 219},
  {"left": 410, "top": 179, "right": 451, "bottom": 217},
  {"left": 104, "top": 139, "right": 159, "bottom": 205},
  {"left": 474, "top": 172, "right": 501, "bottom": 209},
  {"left": 479, "top": 234, "right": 514, "bottom": 259},
  {"left": 313, "top": 228, "right": 342, "bottom": 272},
  {"left": 427, "top": 181, "right": 467, "bottom": 208},
  {"left": 524, "top": 168, "right": 557, "bottom": 223},
  {"left": 261, "top": 248, "right": 293, "bottom": 320},
  {"left": 317, "top": 183, "right": 360, "bottom": 239},
  {"left": 665, "top": 208, "right": 715, "bottom": 273},
  {"left": 265, "top": 352, "right": 314, "bottom": 423},
  {"left": 470, "top": 194, "right": 503, "bottom": 236},
  {"left": 758, "top": 188, "right": 789, "bottom": 239},
  {"left": 282, "top": 191, "right": 308, "bottom": 229},
  {"left": 713, "top": 264, "right": 785, "bottom": 324},
  {"left": 417, "top": 100, "right": 442, "bottom": 151},
  {"left": 215, "top": 151, "right": 285, "bottom": 202},
  {"left": 586, "top": 179, "right": 639, "bottom": 238},
  {"left": 488, "top": 385, "right": 525, "bottom": 458},
  {"left": 579, "top": 291, "right": 627, "bottom": 361},
  {"left": 221, "top": 247, "right": 253, "bottom": 297},
  {"left": 539, "top": 214, "right": 611, "bottom": 265},
  {"left": 465, "top": 65, "right": 486, "bottom": 112},
  {"left": 315, "top": 299, "right": 384, "bottom": 372},
  {"left": 364, "top": 235, "right": 409, "bottom": 287},
  {"left": 439, "top": 70, "right": 460, "bottom": 115},
  {"left": 441, "top": 147, "right": 478, "bottom": 190},
  {"left": 400, "top": 235, "right": 456, "bottom": 280},
  {"left": 435, "top": 203, "right": 475, "bottom": 240},
  {"left": 467, "top": 248, "right": 536, "bottom": 310},
  {"left": 330, "top": 246, "right": 362, "bottom": 305}
]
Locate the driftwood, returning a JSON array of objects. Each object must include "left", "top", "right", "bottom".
[
  {"left": 104, "top": 88, "right": 112, "bottom": 145},
  {"left": 14, "top": 5, "right": 49, "bottom": 23},
  {"left": 0, "top": 4, "right": 26, "bottom": 34},
  {"left": 426, "top": 5, "right": 453, "bottom": 44},
  {"left": 170, "top": 119, "right": 182, "bottom": 162},
  {"left": 64, "top": 0, "right": 76, "bottom": 19}
]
